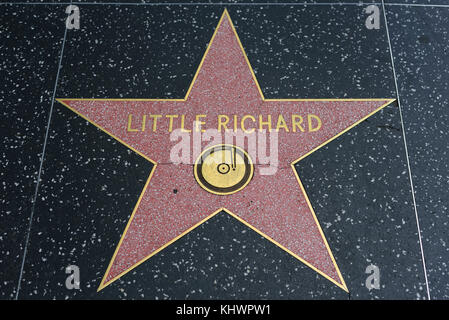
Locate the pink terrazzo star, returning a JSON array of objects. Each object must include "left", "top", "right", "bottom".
[{"left": 58, "top": 10, "right": 393, "bottom": 292}]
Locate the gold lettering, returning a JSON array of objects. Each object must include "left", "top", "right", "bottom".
[
  {"left": 241, "top": 115, "right": 255, "bottom": 133},
  {"left": 308, "top": 114, "right": 322, "bottom": 132},
  {"left": 181, "top": 115, "right": 191, "bottom": 132},
  {"left": 141, "top": 115, "right": 147, "bottom": 131},
  {"left": 149, "top": 114, "right": 162, "bottom": 132},
  {"left": 292, "top": 115, "right": 305, "bottom": 132},
  {"left": 259, "top": 115, "right": 272, "bottom": 132},
  {"left": 195, "top": 114, "right": 206, "bottom": 132},
  {"left": 126, "top": 113, "right": 322, "bottom": 134},
  {"left": 127, "top": 114, "right": 138, "bottom": 132},
  {"left": 276, "top": 114, "right": 289, "bottom": 132},
  {"left": 218, "top": 115, "right": 230, "bottom": 132},
  {"left": 166, "top": 115, "right": 178, "bottom": 132}
]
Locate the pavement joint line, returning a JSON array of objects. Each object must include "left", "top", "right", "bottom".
[
  {"left": 381, "top": 0, "right": 431, "bottom": 300},
  {"left": 14, "top": 0, "right": 72, "bottom": 300}
]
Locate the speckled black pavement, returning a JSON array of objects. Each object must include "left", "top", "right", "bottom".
[{"left": 1, "top": 1, "right": 447, "bottom": 300}]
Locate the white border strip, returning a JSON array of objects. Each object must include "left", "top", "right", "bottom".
[{"left": 0, "top": 2, "right": 449, "bottom": 9}]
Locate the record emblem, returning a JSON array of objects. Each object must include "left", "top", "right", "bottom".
[{"left": 194, "top": 144, "right": 254, "bottom": 195}]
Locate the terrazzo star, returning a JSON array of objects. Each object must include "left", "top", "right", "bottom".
[{"left": 57, "top": 9, "right": 394, "bottom": 292}]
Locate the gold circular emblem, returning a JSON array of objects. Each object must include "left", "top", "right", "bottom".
[{"left": 194, "top": 144, "right": 254, "bottom": 195}]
